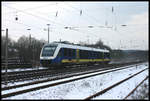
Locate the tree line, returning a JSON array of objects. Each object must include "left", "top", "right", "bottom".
[{"left": 1, "top": 35, "right": 46, "bottom": 63}]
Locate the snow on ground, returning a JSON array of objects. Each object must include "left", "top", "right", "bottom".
[
  {"left": 1, "top": 76, "right": 49, "bottom": 88},
  {"left": 2, "top": 62, "right": 148, "bottom": 100},
  {"left": 93, "top": 69, "right": 148, "bottom": 99},
  {"left": 1, "top": 62, "right": 144, "bottom": 88},
  {"left": 2, "top": 64, "right": 130, "bottom": 88},
  {"left": 126, "top": 79, "right": 149, "bottom": 99},
  {"left": 2, "top": 63, "right": 143, "bottom": 95},
  {"left": 1, "top": 66, "right": 47, "bottom": 73}
]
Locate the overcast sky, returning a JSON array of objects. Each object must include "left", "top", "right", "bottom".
[{"left": 1, "top": 1, "right": 148, "bottom": 50}]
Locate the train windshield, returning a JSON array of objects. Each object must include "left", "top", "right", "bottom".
[{"left": 42, "top": 44, "right": 57, "bottom": 57}]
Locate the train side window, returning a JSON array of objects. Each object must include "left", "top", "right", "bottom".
[
  {"left": 70, "top": 49, "right": 74, "bottom": 57},
  {"left": 91, "top": 51, "right": 94, "bottom": 57},
  {"left": 95, "top": 52, "right": 97, "bottom": 58},
  {"left": 108, "top": 53, "right": 110, "bottom": 58},
  {"left": 64, "top": 48, "right": 67, "bottom": 56},
  {"left": 71, "top": 49, "right": 73, "bottom": 57},
  {"left": 98, "top": 52, "right": 100, "bottom": 58},
  {"left": 95, "top": 52, "right": 98, "bottom": 59},
  {"left": 97, "top": 52, "right": 99, "bottom": 59},
  {"left": 89, "top": 51, "right": 91, "bottom": 57},
  {"left": 87, "top": 50, "right": 89, "bottom": 58},
  {"left": 83, "top": 50, "right": 86, "bottom": 59},
  {"left": 94, "top": 52, "right": 96, "bottom": 58},
  {"left": 85, "top": 50, "right": 88, "bottom": 59},
  {"left": 83, "top": 50, "right": 85, "bottom": 58},
  {"left": 79, "top": 50, "right": 82, "bottom": 58},
  {"left": 105, "top": 53, "right": 107, "bottom": 58},
  {"left": 74, "top": 49, "right": 76, "bottom": 57},
  {"left": 87, "top": 51, "right": 89, "bottom": 58},
  {"left": 80, "top": 50, "right": 83, "bottom": 59},
  {"left": 72, "top": 49, "right": 75, "bottom": 57},
  {"left": 57, "top": 49, "right": 61, "bottom": 57},
  {"left": 68, "top": 49, "right": 70, "bottom": 57},
  {"left": 68, "top": 48, "right": 72, "bottom": 57},
  {"left": 84, "top": 50, "right": 86, "bottom": 59},
  {"left": 99, "top": 52, "right": 103, "bottom": 59},
  {"left": 104, "top": 52, "right": 107, "bottom": 58},
  {"left": 91, "top": 51, "right": 93, "bottom": 58}
]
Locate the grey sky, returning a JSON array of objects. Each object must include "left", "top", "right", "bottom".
[{"left": 2, "top": 1, "right": 148, "bottom": 50}]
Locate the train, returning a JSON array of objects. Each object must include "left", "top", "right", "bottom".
[{"left": 40, "top": 41, "right": 111, "bottom": 67}]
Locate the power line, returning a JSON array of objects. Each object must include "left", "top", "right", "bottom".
[
  {"left": 3, "top": 3, "right": 58, "bottom": 15},
  {"left": 58, "top": 5, "right": 94, "bottom": 26},
  {"left": 3, "top": 3, "right": 112, "bottom": 42},
  {"left": 2, "top": 19, "right": 61, "bottom": 42},
  {"left": 65, "top": 26, "right": 99, "bottom": 41},
  {"left": 65, "top": 3, "right": 105, "bottom": 26},
  {"left": 3, "top": 4, "right": 67, "bottom": 27},
  {"left": 3, "top": 17, "right": 113, "bottom": 32},
  {"left": 3, "top": 4, "right": 112, "bottom": 31},
  {"left": 3, "top": 18, "right": 68, "bottom": 33},
  {"left": 3, "top": 19, "right": 42, "bottom": 30}
]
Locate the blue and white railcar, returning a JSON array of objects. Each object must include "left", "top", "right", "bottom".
[{"left": 40, "top": 42, "right": 111, "bottom": 67}]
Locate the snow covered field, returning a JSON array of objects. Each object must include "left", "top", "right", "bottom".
[{"left": 2, "top": 62, "right": 149, "bottom": 100}]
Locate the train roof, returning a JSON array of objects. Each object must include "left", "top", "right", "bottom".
[{"left": 44, "top": 42, "right": 110, "bottom": 53}]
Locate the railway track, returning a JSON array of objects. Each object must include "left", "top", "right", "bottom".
[
  {"left": 1, "top": 61, "right": 145, "bottom": 84},
  {"left": 124, "top": 76, "right": 149, "bottom": 99},
  {"left": 1, "top": 62, "right": 147, "bottom": 99},
  {"left": 84, "top": 68, "right": 148, "bottom": 100},
  {"left": 2, "top": 62, "right": 142, "bottom": 91}
]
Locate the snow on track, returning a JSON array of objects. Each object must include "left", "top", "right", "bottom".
[
  {"left": 2, "top": 62, "right": 148, "bottom": 99},
  {"left": 1, "top": 66, "right": 47, "bottom": 73}
]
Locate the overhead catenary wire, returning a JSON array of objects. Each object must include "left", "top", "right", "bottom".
[
  {"left": 3, "top": 4, "right": 71, "bottom": 41},
  {"left": 3, "top": 19, "right": 65, "bottom": 33},
  {"left": 3, "top": 19, "right": 42, "bottom": 30},
  {"left": 3, "top": 3, "right": 113, "bottom": 32},
  {"left": 56, "top": 5, "right": 95, "bottom": 26},
  {"left": 65, "top": 3, "right": 105, "bottom": 26},
  {"left": 4, "top": 3, "right": 145, "bottom": 39},
  {"left": 3, "top": 4, "right": 68, "bottom": 27},
  {"left": 62, "top": 3, "right": 114, "bottom": 30},
  {"left": 113, "top": 29, "right": 145, "bottom": 49},
  {"left": 65, "top": 26, "right": 99, "bottom": 44},
  {"left": 2, "top": 9, "right": 89, "bottom": 42},
  {"left": 51, "top": 4, "right": 109, "bottom": 43},
  {"left": 3, "top": 3, "right": 58, "bottom": 15},
  {"left": 3, "top": 3, "right": 95, "bottom": 33},
  {"left": 2, "top": 18, "right": 63, "bottom": 41},
  {"left": 50, "top": 3, "right": 59, "bottom": 35}
]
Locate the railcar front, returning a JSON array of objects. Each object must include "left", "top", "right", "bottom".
[{"left": 40, "top": 43, "right": 58, "bottom": 67}]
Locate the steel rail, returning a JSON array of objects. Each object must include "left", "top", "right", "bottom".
[
  {"left": 84, "top": 68, "right": 148, "bottom": 100},
  {"left": 1, "top": 61, "right": 144, "bottom": 83},
  {"left": 2, "top": 64, "right": 147, "bottom": 98},
  {"left": 1, "top": 63, "right": 133, "bottom": 91},
  {"left": 2, "top": 62, "right": 143, "bottom": 90},
  {"left": 124, "top": 76, "right": 149, "bottom": 99}
]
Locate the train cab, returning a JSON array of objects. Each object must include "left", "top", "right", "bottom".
[{"left": 40, "top": 43, "right": 58, "bottom": 66}]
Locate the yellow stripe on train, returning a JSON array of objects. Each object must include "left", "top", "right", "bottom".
[{"left": 62, "top": 59, "right": 110, "bottom": 63}]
